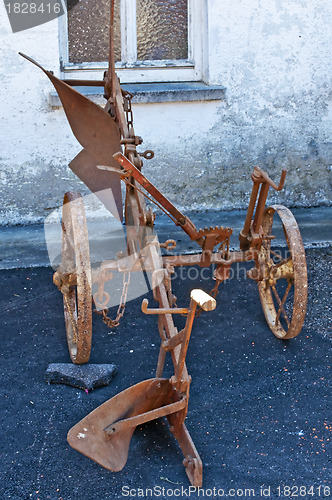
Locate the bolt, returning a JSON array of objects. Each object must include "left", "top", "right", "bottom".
[{"left": 183, "top": 455, "right": 193, "bottom": 468}]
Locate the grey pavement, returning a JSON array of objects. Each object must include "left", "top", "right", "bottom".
[{"left": 0, "top": 206, "right": 331, "bottom": 270}]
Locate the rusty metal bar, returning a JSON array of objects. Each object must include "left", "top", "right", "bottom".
[
  {"left": 62, "top": 80, "right": 106, "bottom": 87},
  {"left": 147, "top": 237, "right": 190, "bottom": 382},
  {"left": 253, "top": 166, "right": 287, "bottom": 191},
  {"left": 175, "top": 290, "right": 216, "bottom": 390},
  {"left": 253, "top": 182, "right": 270, "bottom": 233},
  {"left": 175, "top": 300, "right": 197, "bottom": 390},
  {"left": 141, "top": 298, "right": 188, "bottom": 315},
  {"left": 162, "top": 330, "right": 185, "bottom": 352},
  {"left": 240, "top": 166, "right": 287, "bottom": 249},
  {"left": 108, "top": 0, "right": 116, "bottom": 101},
  {"left": 163, "top": 250, "right": 257, "bottom": 268},
  {"left": 114, "top": 153, "right": 199, "bottom": 241},
  {"left": 240, "top": 181, "right": 260, "bottom": 246},
  {"left": 104, "top": 396, "right": 187, "bottom": 435}
]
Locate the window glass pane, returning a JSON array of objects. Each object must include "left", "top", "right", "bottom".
[
  {"left": 136, "top": 0, "right": 188, "bottom": 61},
  {"left": 67, "top": 0, "right": 121, "bottom": 63}
]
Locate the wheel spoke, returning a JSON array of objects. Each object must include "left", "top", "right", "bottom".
[
  {"left": 270, "top": 249, "right": 283, "bottom": 261},
  {"left": 271, "top": 285, "right": 290, "bottom": 327},
  {"left": 275, "top": 281, "right": 292, "bottom": 325},
  {"left": 272, "top": 256, "right": 293, "bottom": 280},
  {"left": 274, "top": 255, "right": 292, "bottom": 268}
]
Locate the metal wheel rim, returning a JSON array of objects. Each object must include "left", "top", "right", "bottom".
[
  {"left": 258, "top": 204, "right": 308, "bottom": 339},
  {"left": 61, "top": 191, "right": 92, "bottom": 363}
]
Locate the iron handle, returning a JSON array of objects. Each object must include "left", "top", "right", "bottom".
[
  {"left": 141, "top": 298, "right": 188, "bottom": 315},
  {"left": 252, "top": 166, "right": 287, "bottom": 191}
]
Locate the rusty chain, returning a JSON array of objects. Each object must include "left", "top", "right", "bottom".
[
  {"left": 93, "top": 92, "right": 136, "bottom": 330},
  {"left": 95, "top": 271, "right": 131, "bottom": 329},
  {"left": 123, "top": 90, "right": 134, "bottom": 129}
]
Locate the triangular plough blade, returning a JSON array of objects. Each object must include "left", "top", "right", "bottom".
[
  {"left": 19, "top": 53, "right": 122, "bottom": 167},
  {"left": 69, "top": 149, "right": 123, "bottom": 221},
  {"left": 67, "top": 378, "right": 177, "bottom": 472},
  {"left": 19, "top": 53, "right": 123, "bottom": 219}
]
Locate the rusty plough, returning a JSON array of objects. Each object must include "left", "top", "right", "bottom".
[{"left": 20, "top": 0, "right": 308, "bottom": 487}]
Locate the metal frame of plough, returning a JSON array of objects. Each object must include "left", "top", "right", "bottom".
[{"left": 19, "top": 0, "right": 308, "bottom": 488}]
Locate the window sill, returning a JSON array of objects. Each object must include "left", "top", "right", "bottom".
[{"left": 49, "top": 81, "right": 226, "bottom": 107}]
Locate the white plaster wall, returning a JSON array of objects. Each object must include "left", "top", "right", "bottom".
[
  {"left": 0, "top": 0, "right": 331, "bottom": 225},
  {"left": 0, "top": 7, "right": 83, "bottom": 225}
]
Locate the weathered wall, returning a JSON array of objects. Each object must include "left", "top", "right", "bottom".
[{"left": 0, "top": 0, "right": 331, "bottom": 225}]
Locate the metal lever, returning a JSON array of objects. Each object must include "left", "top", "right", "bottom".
[
  {"left": 97, "top": 164, "right": 131, "bottom": 179},
  {"left": 141, "top": 290, "right": 216, "bottom": 316},
  {"left": 142, "top": 298, "right": 188, "bottom": 315},
  {"left": 104, "top": 395, "right": 187, "bottom": 436},
  {"left": 252, "top": 166, "right": 287, "bottom": 191},
  {"left": 174, "top": 290, "right": 216, "bottom": 390},
  {"left": 240, "top": 166, "right": 287, "bottom": 250}
]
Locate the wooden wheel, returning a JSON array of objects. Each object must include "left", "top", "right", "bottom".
[
  {"left": 60, "top": 191, "right": 92, "bottom": 363},
  {"left": 258, "top": 205, "right": 307, "bottom": 339}
]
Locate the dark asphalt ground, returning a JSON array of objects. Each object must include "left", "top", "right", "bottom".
[{"left": 0, "top": 245, "right": 331, "bottom": 500}]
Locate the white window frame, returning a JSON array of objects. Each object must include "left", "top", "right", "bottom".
[{"left": 58, "top": 0, "right": 207, "bottom": 83}]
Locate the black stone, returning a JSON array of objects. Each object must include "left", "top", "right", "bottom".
[{"left": 45, "top": 363, "right": 117, "bottom": 391}]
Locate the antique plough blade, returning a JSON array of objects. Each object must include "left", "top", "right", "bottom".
[
  {"left": 19, "top": 52, "right": 123, "bottom": 219},
  {"left": 67, "top": 288, "right": 217, "bottom": 486},
  {"left": 67, "top": 378, "right": 184, "bottom": 472}
]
